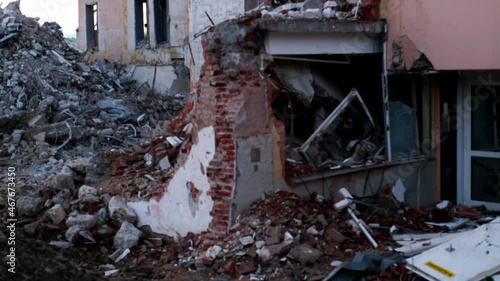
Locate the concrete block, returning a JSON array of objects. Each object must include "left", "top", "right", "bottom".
[
  {"left": 302, "top": 9, "right": 323, "bottom": 19},
  {"left": 324, "top": 1, "right": 338, "bottom": 9}
]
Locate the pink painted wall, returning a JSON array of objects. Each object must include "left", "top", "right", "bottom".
[{"left": 384, "top": 0, "right": 500, "bottom": 70}]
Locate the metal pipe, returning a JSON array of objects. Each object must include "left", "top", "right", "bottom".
[{"left": 347, "top": 207, "right": 378, "bottom": 248}]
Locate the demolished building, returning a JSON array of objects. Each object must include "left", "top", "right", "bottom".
[
  {"left": 3, "top": 0, "right": 500, "bottom": 280},
  {"left": 94, "top": 0, "right": 500, "bottom": 241}
]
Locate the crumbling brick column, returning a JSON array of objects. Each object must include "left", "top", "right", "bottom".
[{"left": 192, "top": 17, "right": 264, "bottom": 238}]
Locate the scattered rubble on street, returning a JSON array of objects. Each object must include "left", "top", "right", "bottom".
[{"left": 5, "top": 173, "right": 500, "bottom": 280}]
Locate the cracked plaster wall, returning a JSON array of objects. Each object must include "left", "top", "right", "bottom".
[{"left": 128, "top": 126, "right": 215, "bottom": 239}]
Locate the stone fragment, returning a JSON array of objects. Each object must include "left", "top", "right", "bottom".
[
  {"left": 303, "top": 0, "right": 323, "bottom": 10},
  {"left": 288, "top": 244, "right": 323, "bottom": 265},
  {"left": 24, "top": 221, "right": 41, "bottom": 235},
  {"left": 239, "top": 235, "right": 254, "bottom": 246},
  {"left": 324, "top": 0, "right": 338, "bottom": 8},
  {"left": 235, "top": 261, "right": 256, "bottom": 276},
  {"left": 17, "top": 196, "right": 44, "bottom": 217},
  {"left": 96, "top": 224, "right": 116, "bottom": 239},
  {"left": 247, "top": 243, "right": 257, "bottom": 258},
  {"left": 94, "top": 207, "right": 108, "bottom": 225},
  {"left": 324, "top": 226, "right": 347, "bottom": 246},
  {"left": 49, "top": 241, "right": 73, "bottom": 248},
  {"left": 65, "top": 225, "right": 80, "bottom": 243},
  {"left": 158, "top": 156, "right": 171, "bottom": 170},
  {"left": 53, "top": 166, "right": 75, "bottom": 191},
  {"left": 66, "top": 214, "right": 97, "bottom": 230},
  {"left": 256, "top": 247, "right": 272, "bottom": 262},
  {"left": 224, "top": 260, "right": 236, "bottom": 274},
  {"left": 113, "top": 221, "right": 142, "bottom": 250},
  {"left": 307, "top": 226, "right": 319, "bottom": 235},
  {"left": 78, "top": 185, "right": 97, "bottom": 199},
  {"left": 33, "top": 42, "right": 43, "bottom": 51},
  {"left": 264, "top": 225, "right": 281, "bottom": 245},
  {"left": 76, "top": 62, "right": 91, "bottom": 72},
  {"left": 45, "top": 204, "right": 66, "bottom": 224},
  {"left": 302, "top": 8, "right": 322, "bottom": 18},
  {"left": 108, "top": 195, "right": 137, "bottom": 224},
  {"left": 317, "top": 214, "right": 328, "bottom": 226},
  {"left": 65, "top": 157, "right": 90, "bottom": 174},
  {"left": 268, "top": 241, "right": 291, "bottom": 257},
  {"left": 10, "top": 129, "right": 24, "bottom": 144},
  {"left": 205, "top": 245, "right": 222, "bottom": 259}
]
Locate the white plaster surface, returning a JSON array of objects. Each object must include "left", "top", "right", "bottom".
[{"left": 128, "top": 126, "right": 215, "bottom": 238}]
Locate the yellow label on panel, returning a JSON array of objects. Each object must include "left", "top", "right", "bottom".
[{"left": 424, "top": 261, "right": 456, "bottom": 278}]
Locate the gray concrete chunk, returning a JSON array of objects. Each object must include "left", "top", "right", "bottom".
[{"left": 113, "top": 221, "right": 142, "bottom": 250}]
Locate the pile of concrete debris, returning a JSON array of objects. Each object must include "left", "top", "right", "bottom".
[
  {"left": 252, "top": 0, "right": 380, "bottom": 21},
  {"left": 0, "top": 2, "right": 188, "bottom": 174},
  {"left": 11, "top": 172, "right": 500, "bottom": 280}
]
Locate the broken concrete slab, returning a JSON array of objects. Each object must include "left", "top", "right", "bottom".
[
  {"left": 108, "top": 195, "right": 137, "bottom": 224},
  {"left": 17, "top": 196, "right": 44, "bottom": 217},
  {"left": 45, "top": 204, "right": 67, "bottom": 224},
  {"left": 78, "top": 185, "right": 98, "bottom": 200},
  {"left": 65, "top": 225, "right": 80, "bottom": 243},
  {"left": 113, "top": 221, "right": 142, "bottom": 250},
  {"left": 66, "top": 214, "right": 97, "bottom": 230},
  {"left": 287, "top": 243, "right": 323, "bottom": 265},
  {"left": 23, "top": 221, "right": 41, "bottom": 235}
]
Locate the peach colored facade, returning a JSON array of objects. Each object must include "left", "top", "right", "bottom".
[
  {"left": 384, "top": 0, "right": 500, "bottom": 71},
  {"left": 76, "top": 0, "right": 187, "bottom": 64}
]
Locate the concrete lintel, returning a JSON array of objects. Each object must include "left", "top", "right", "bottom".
[
  {"left": 265, "top": 31, "right": 382, "bottom": 55},
  {"left": 257, "top": 18, "right": 385, "bottom": 34}
]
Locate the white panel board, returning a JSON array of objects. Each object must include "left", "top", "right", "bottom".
[{"left": 406, "top": 217, "right": 500, "bottom": 281}]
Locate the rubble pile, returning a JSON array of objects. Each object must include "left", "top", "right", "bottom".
[
  {"left": 5, "top": 169, "right": 500, "bottom": 281},
  {"left": 0, "top": 2, "right": 189, "bottom": 176},
  {"left": 254, "top": 0, "right": 380, "bottom": 21}
]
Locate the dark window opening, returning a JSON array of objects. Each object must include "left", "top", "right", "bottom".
[
  {"left": 135, "top": 0, "right": 148, "bottom": 45},
  {"left": 85, "top": 4, "right": 98, "bottom": 49},
  {"left": 387, "top": 75, "right": 423, "bottom": 159},
  {"left": 153, "top": 0, "right": 169, "bottom": 44},
  {"left": 269, "top": 54, "right": 385, "bottom": 177}
]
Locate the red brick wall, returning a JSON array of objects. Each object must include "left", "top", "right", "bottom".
[{"left": 192, "top": 19, "right": 263, "bottom": 238}]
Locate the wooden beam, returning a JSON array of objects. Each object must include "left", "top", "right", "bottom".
[{"left": 431, "top": 76, "right": 441, "bottom": 202}]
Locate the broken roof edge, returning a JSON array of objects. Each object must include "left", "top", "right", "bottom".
[{"left": 256, "top": 18, "right": 386, "bottom": 34}]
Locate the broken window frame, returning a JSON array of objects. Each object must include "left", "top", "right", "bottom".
[
  {"left": 135, "top": 0, "right": 149, "bottom": 45},
  {"left": 153, "top": 0, "right": 170, "bottom": 45},
  {"left": 385, "top": 74, "right": 429, "bottom": 161},
  {"left": 85, "top": 4, "right": 98, "bottom": 49},
  {"left": 298, "top": 88, "right": 377, "bottom": 164}
]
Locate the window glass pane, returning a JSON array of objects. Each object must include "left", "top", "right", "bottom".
[
  {"left": 471, "top": 157, "right": 500, "bottom": 203},
  {"left": 471, "top": 86, "right": 500, "bottom": 151}
]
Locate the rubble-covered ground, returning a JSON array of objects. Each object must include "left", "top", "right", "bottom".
[
  {"left": 0, "top": 1, "right": 189, "bottom": 195},
  {"left": 0, "top": 2, "right": 189, "bottom": 280}
]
